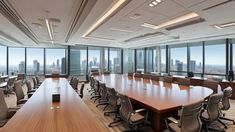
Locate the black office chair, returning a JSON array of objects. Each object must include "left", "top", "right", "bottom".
[
  {"left": 187, "top": 72, "right": 194, "bottom": 78},
  {"left": 78, "top": 83, "right": 85, "bottom": 99}
]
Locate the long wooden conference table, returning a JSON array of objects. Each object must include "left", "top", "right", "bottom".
[
  {"left": 1, "top": 78, "right": 106, "bottom": 132},
  {"left": 95, "top": 74, "right": 213, "bottom": 132}
]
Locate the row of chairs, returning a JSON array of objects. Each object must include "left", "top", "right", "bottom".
[
  {"left": 69, "top": 76, "right": 85, "bottom": 98},
  {"left": 165, "top": 87, "right": 234, "bottom": 131},
  {"left": 88, "top": 75, "right": 149, "bottom": 130},
  {"left": 0, "top": 76, "right": 43, "bottom": 127}
]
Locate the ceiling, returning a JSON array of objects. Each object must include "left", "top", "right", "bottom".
[{"left": 1, "top": 0, "right": 235, "bottom": 48}]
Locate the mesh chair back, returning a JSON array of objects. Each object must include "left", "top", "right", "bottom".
[
  {"left": 151, "top": 74, "right": 160, "bottom": 81},
  {"left": 178, "top": 78, "right": 191, "bottom": 86},
  {"left": 128, "top": 73, "right": 133, "bottom": 77},
  {"left": 163, "top": 76, "right": 173, "bottom": 83},
  {"left": 134, "top": 73, "right": 142, "bottom": 78},
  {"left": 26, "top": 80, "right": 33, "bottom": 91},
  {"left": 94, "top": 80, "right": 100, "bottom": 94},
  {"left": 180, "top": 99, "right": 204, "bottom": 132},
  {"left": 119, "top": 94, "right": 133, "bottom": 123},
  {"left": 99, "top": 83, "right": 107, "bottom": 98},
  {"left": 72, "top": 78, "right": 79, "bottom": 90},
  {"left": 142, "top": 74, "right": 152, "bottom": 79},
  {"left": 35, "top": 76, "right": 41, "bottom": 84},
  {"left": 32, "top": 77, "right": 37, "bottom": 88},
  {"left": 79, "top": 83, "right": 85, "bottom": 98},
  {"left": 14, "top": 81, "right": 25, "bottom": 103},
  {"left": 107, "top": 88, "right": 119, "bottom": 107},
  {"left": 203, "top": 80, "right": 218, "bottom": 93},
  {"left": 221, "top": 87, "right": 232, "bottom": 110},
  {"left": 17, "top": 74, "right": 25, "bottom": 80},
  {"left": 206, "top": 92, "right": 223, "bottom": 122},
  {"left": 69, "top": 76, "right": 74, "bottom": 85},
  {"left": 0, "top": 90, "right": 8, "bottom": 120}
]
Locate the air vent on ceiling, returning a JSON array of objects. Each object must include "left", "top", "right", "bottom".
[
  {"left": 202, "top": 0, "right": 234, "bottom": 11},
  {"left": 0, "top": 0, "right": 39, "bottom": 44},
  {"left": 65, "top": 0, "right": 97, "bottom": 42},
  {"left": 166, "top": 18, "right": 205, "bottom": 31},
  {"left": 124, "top": 32, "right": 165, "bottom": 43}
]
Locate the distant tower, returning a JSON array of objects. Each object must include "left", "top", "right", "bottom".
[
  {"left": 61, "top": 57, "right": 66, "bottom": 74},
  {"left": 33, "top": 60, "right": 40, "bottom": 74},
  {"left": 18, "top": 61, "right": 25, "bottom": 73}
]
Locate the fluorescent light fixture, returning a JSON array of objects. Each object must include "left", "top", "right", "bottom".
[
  {"left": 214, "top": 24, "right": 222, "bottom": 29},
  {"left": 152, "top": 1, "right": 158, "bottom": 5},
  {"left": 45, "top": 19, "right": 53, "bottom": 40},
  {"left": 220, "top": 22, "right": 235, "bottom": 27},
  {"left": 149, "top": 3, "right": 154, "bottom": 7},
  {"left": 82, "top": 0, "right": 127, "bottom": 38},
  {"left": 110, "top": 28, "right": 134, "bottom": 33},
  {"left": 213, "top": 21, "right": 235, "bottom": 29},
  {"left": 141, "top": 12, "right": 199, "bottom": 29},
  {"left": 141, "top": 23, "right": 159, "bottom": 29},
  {"left": 156, "top": 0, "right": 161, "bottom": 2}
]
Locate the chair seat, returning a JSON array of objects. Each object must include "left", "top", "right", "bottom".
[
  {"left": 201, "top": 111, "right": 209, "bottom": 120},
  {"left": 0, "top": 119, "right": 7, "bottom": 127},
  {"left": 130, "top": 112, "right": 145, "bottom": 124},
  {"left": 168, "top": 122, "right": 181, "bottom": 132}
]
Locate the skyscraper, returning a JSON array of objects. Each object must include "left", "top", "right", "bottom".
[
  {"left": 70, "top": 50, "right": 80, "bottom": 74},
  {"left": 189, "top": 60, "right": 196, "bottom": 72},
  {"left": 18, "top": 61, "right": 25, "bottom": 73},
  {"left": 61, "top": 57, "right": 66, "bottom": 74},
  {"left": 33, "top": 60, "right": 40, "bottom": 74},
  {"left": 56, "top": 59, "right": 60, "bottom": 68}
]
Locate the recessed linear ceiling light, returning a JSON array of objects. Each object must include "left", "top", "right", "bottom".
[
  {"left": 214, "top": 21, "right": 235, "bottom": 29},
  {"left": 45, "top": 19, "right": 54, "bottom": 41},
  {"left": 110, "top": 28, "right": 134, "bottom": 33},
  {"left": 82, "top": 0, "right": 127, "bottom": 38},
  {"left": 149, "top": 0, "right": 162, "bottom": 7},
  {"left": 141, "top": 12, "right": 199, "bottom": 29}
]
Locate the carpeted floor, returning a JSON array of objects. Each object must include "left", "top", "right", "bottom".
[{"left": 4, "top": 83, "right": 235, "bottom": 132}]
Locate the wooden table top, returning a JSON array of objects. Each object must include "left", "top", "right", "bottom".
[
  {"left": 96, "top": 74, "right": 213, "bottom": 112},
  {"left": 1, "top": 78, "right": 106, "bottom": 132}
]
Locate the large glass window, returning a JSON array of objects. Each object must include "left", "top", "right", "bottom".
[
  {"left": 170, "top": 44, "right": 187, "bottom": 72},
  {"left": 123, "top": 49, "right": 135, "bottom": 73},
  {"left": 70, "top": 47, "right": 87, "bottom": 75},
  {"left": 109, "top": 48, "right": 121, "bottom": 73},
  {"left": 88, "top": 47, "right": 101, "bottom": 71},
  {"left": 205, "top": 40, "right": 226, "bottom": 74},
  {"left": 146, "top": 48, "right": 153, "bottom": 72},
  {"left": 189, "top": 42, "right": 203, "bottom": 73},
  {"left": 153, "top": 48, "right": 158, "bottom": 72},
  {"left": 45, "top": 49, "right": 66, "bottom": 74},
  {"left": 136, "top": 49, "right": 145, "bottom": 72},
  {"left": 9, "top": 48, "right": 25, "bottom": 75},
  {"left": 0, "top": 45, "right": 7, "bottom": 75},
  {"left": 160, "top": 46, "right": 166, "bottom": 72},
  {"left": 26, "top": 48, "right": 44, "bottom": 75},
  {"left": 104, "top": 48, "right": 108, "bottom": 71}
]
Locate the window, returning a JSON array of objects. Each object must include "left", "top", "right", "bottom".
[
  {"left": 189, "top": 42, "right": 203, "bottom": 73},
  {"left": 123, "top": 49, "right": 135, "bottom": 73},
  {"left": 160, "top": 46, "right": 166, "bottom": 72},
  {"left": 88, "top": 47, "right": 101, "bottom": 71},
  {"left": 8, "top": 48, "right": 25, "bottom": 75},
  {"left": 153, "top": 48, "right": 158, "bottom": 72},
  {"left": 205, "top": 39, "right": 226, "bottom": 75},
  {"left": 70, "top": 47, "right": 87, "bottom": 75},
  {"left": 0, "top": 45, "right": 7, "bottom": 75},
  {"left": 136, "top": 49, "right": 145, "bottom": 72},
  {"left": 109, "top": 48, "right": 121, "bottom": 73},
  {"left": 146, "top": 48, "right": 153, "bottom": 72},
  {"left": 45, "top": 49, "right": 66, "bottom": 74},
  {"left": 26, "top": 48, "right": 44, "bottom": 75},
  {"left": 170, "top": 44, "right": 187, "bottom": 73},
  {"left": 104, "top": 48, "right": 108, "bottom": 71}
]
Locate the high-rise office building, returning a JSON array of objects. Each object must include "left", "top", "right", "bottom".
[
  {"left": 61, "top": 57, "right": 66, "bottom": 74},
  {"left": 70, "top": 50, "right": 80, "bottom": 74},
  {"left": 33, "top": 60, "right": 40, "bottom": 74},
  {"left": 189, "top": 60, "right": 196, "bottom": 72},
  {"left": 18, "top": 61, "right": 25, "bottom": 73}
]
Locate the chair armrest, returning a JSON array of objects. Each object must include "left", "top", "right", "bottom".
[
  {"left": 166, "top": 117, "right": 178, "bottom": 124},
  {"left": 7, "top": 107, "right": 20, "bottom": 118},
  {"left": 134, "top": 108, "right": 147, "bottom": 113},
  {"left": 18, "top": 99, "right": 28, "bottom": 104}
]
